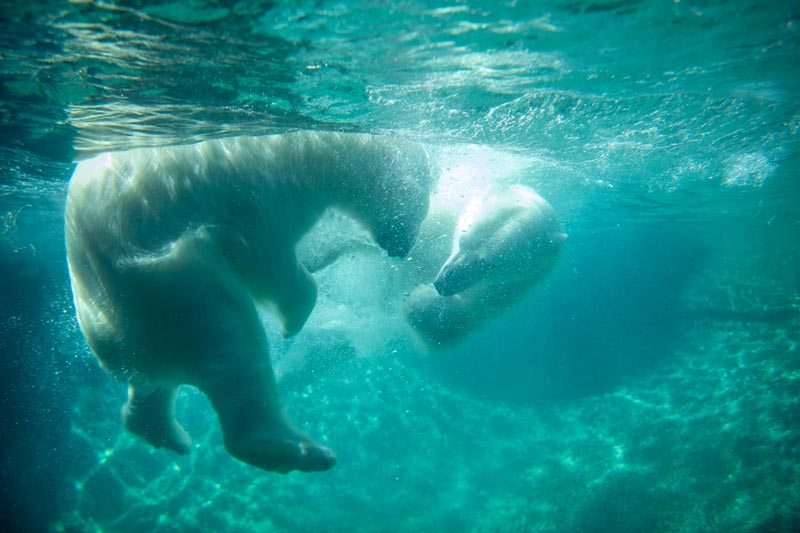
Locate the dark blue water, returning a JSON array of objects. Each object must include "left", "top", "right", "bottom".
[{"left": 1, "top": 1, "right": 799, "bottom": 531}]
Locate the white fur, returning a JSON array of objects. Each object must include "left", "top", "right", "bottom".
[
  {"left": 404, "top": 185, "right": 565, "bottom": 349},
  {"left": 66, "top": 131, "right": 432, "bottom": 473}
]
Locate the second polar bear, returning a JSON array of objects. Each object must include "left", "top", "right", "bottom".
[
  {"left": 65, "top": 132, "right": 432, "bottom": 473},
  {"left": 404, "top": 185, "right": 566, "bottom": 349}
]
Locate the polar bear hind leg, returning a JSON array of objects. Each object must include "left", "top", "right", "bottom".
[
  {"left": 122, "top": 385, "right": 191, "bottom": 455},
  {"left": 112, "top": 228, "right": 334, "bottom": 473},
  {"left": 201, "top": 361, "right": 337, "bottom": 473}
]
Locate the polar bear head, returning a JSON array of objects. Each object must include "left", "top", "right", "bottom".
[{"left": 433, "top": 185, "right": 566, "bottom": 296}]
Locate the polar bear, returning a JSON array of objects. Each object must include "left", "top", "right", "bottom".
[
  {"left": 404, "top": 185, "right": 565, "bottom": 349},
  {"left": 65, "top": 131, "right": 432, "bottom": 473}
]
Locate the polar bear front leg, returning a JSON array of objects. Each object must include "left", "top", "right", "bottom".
[
  {"left": 117, "top": 231, "right": 333, "bottom": 473},
  {"left": 201, "top": 357, "right": 337, "bottom": 473},
  {"left": 186, "top": 262, "right": 334, "bottom": 473}
]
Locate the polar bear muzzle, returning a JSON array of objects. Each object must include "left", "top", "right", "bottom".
[
  {"left": 433, "top": 252, "right": 485, "bottom": 296},
  {"left": 375, "top": 226, "right": 417, "bottom": 258}
]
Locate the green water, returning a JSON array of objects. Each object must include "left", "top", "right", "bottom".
[{"left": 1, "top": 0, "right": 798, "bottom": 531}]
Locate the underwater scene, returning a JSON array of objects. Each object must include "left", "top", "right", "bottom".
[{"left": 1, "top": 0, "right": 799, "bottom": 531}]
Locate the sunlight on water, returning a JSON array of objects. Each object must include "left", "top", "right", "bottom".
[
  {"left": 723, "top": 152, "right": 774, "bottom": 188},
  {"left": 430, "top": 144, "right": 534, "bottom": 212}
]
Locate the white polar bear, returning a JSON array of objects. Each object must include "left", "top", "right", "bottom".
[
  {"left": 404, "top": 185, "right": 566, "bottom": 349},
  {"left": 65, "top": 132, "right": 432, "bottom": 473}
]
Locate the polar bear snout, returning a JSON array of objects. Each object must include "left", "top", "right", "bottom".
[
  {"left": 373, "top": 206, "right": 428, "bottom": 258},
  {"left": 433, "top": 252, "right": 484, "bottom": 296},
  {"left": 433, "top": 261, "right": 459, "bottom": 296},
  {"left": 377, "top": 228, "right": 416, "bottom": 258},
  {"left": 433, "top": 275, "right": 452, "bottom": 296},
  {"left": 373, "top": 194, "right": 430, "bottom": 258}
]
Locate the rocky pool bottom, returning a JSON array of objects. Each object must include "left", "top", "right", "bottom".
[{"left": 50, "top": 250, "right": 799, "bottom": 533}]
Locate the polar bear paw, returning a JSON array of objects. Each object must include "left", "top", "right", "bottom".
[
  {"left": 224, "top": 428, "right": 337, "bottom": 474},
  {"left": 122, "top": 388, "right": 192, "bottom": 455}
]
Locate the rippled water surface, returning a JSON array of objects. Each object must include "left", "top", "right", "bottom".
[{"left": 1, "top": 0, "right": 799, "bottom": 531}]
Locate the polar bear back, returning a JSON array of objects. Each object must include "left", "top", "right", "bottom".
[
  {"left": 65, "top": 131, "right": 433, "bottom": 379},
  {"left": 67, "top": 133, "right": 431, "bottom": 262}
]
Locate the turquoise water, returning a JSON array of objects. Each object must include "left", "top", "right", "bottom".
[{"left": 1, "top": 0, "right": 799, "bottom": 531}]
